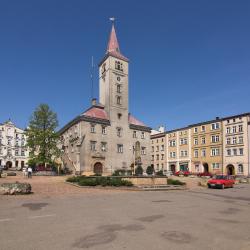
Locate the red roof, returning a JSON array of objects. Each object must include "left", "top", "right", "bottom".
[
  {"left": 106, "top": 24, "right": 128, "bottom": 62},
  {"left": 129, "top": 114, "right": 146, "bottom": 127},
  {"left": 83, "top": 106, "right": 108, "bottom": 120}
]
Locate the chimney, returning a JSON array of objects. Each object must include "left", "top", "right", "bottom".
[{"left": 91, "top": 98, "right": 97, "bottom": 106}]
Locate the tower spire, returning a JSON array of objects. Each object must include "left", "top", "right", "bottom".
[{"left": 107, "top": 18, "right": 120, "bottom": 54}]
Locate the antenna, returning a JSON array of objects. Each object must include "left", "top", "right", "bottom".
[{"left": 90, "top": 56, "right": 94, "bottom": 100}]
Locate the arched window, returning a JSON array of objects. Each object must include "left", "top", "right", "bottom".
[
  {"left": 117, "top": 96, "right": 121, "bottom": 105},
  {"left": 115, "top": 61, "right": 123, "bottom": 71}
]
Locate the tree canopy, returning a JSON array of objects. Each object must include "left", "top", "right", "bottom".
[{"left": 26, "top": 104, "right": 60, "bottom": 166}]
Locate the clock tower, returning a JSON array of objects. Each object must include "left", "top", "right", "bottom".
[{"left": 99, "top": 23, "right": 129, "bottom": 125}]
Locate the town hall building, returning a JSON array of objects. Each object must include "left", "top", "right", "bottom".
[{"left": 59, "top": 23, "right": 151, "bottom": 175}]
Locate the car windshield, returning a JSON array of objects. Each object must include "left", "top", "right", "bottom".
[{"left": 213, "top": 175, "right": 227, "bottom": 180}]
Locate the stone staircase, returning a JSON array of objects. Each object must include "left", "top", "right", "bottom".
[{"left": 61, "top": 154, "right": 77, "bottom": 174}]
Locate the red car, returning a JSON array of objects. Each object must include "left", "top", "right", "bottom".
[
  {"left": 207, "top": 175, "right": 235, "bottom": 189},
  {"left": 197, "top": 172, "right": 213, "bottom": 177},
  {"left": 175, "top": 170, "right": 190, "bottom": 176}
]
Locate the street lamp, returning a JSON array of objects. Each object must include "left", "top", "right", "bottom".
[{"left": 129, "top": 145, "right": 136, "bottom": 176}]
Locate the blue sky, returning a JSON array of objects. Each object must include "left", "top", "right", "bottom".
[{"left": 0, "top": 0, "right": 249, "bottom": 130}]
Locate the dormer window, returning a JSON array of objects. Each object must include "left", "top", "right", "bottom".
[{"left": 115, "top": 61, "right": 123, "bottom": 71}]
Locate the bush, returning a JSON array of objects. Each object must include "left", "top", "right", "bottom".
[
  {"left": 135, "top": 165, "right": 143, "bottom": 176},
  {"left": 78, "top": 178, "right": 97, "bottom": 186},
  {"left": 167, "top": 178, "right": 185, "bottom": 186},
  {"left": 66, "top": 176, "right": 82, "bottom": 183},
  {"left": 146, "top": 165, "right": 154, "bottom": 175},
  {"left": 156, "top": 170, "right": 164, "bottom": 176}
]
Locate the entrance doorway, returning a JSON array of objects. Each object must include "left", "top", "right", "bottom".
[
  {"left": 227, "top": 164, "right": 235, "bottom": 175},
  {"left": 170, "top": 164, "right": 176, "bottom": 173},
  {"left": 203, "top": 163, "right": 209, "bottom": 173},
  {"left": 93, "top": 162, "right": 103, "bottom": 175},
  {"left": 6, "top": 161, "right": 12, "bottom": 169}
]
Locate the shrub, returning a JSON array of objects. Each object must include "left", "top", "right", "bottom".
[
  {"left": 66, "top": 176, "right": 82, "bottom": 183},
  {"left": 167, "top": 178, "right": 185, "bottom": 186},
  {"left": 78, "top": 178, "right": 97, "bottom": 186},
  {"left": 135, "top": 165, "right": 143, "bottom": 176},
  {"left": 156, "top": 170, "right": 164, "bottom": 176},
  {"left": 146, "top": 165, "right": 154, "bottom": 175}
]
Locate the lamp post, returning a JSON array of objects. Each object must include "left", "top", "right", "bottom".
[{"left": 130, "top": 145, "right": 136, "bottom": 176}]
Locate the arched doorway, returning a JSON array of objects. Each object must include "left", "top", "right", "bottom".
[
  {"left": 93, "top": 162, "right": 103, "bottom": 175},
  {"left": 203, "top": 163, "right": 209, "bottom": 173},
  {"left": 170, "top": 164, "right": 176, "bottom": 173},
  {"left": 6, "top": 161, "right": 12, "bottom": 169},
  {"left": 227, "top": 164, "right": 235, "bottom": 175}
]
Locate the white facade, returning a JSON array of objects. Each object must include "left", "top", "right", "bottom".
[{"left": 0, "top": 120, "right": 28, "bottom": 169}]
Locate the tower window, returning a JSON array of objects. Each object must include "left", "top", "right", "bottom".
[
  {"left": 117, "top": 144, "right": 123, "bottom": 153},
  {"left": 115, "top": 61, "right": 123, "bottom": 71},
  {"left": 117, "top": 84, "right": 121, "bottom": 93},
  {"left": 117, "top": 127, "right": 122, "bottom": 137},
  {"left": 118, "top": 113, "right": 122, "bottom": 119},
  {"left": 117, "top": 96, "right": 121, "bottom": 105}
]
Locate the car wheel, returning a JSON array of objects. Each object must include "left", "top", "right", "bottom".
[
  {"left": 207, "top": 184, "right": 211, "bottom": 189},
  {"left": 231, "top": 184, "right": 234, "bottom": 188},
  {"left": 221, "top": 184, "right": 225, "bottom": 189}
]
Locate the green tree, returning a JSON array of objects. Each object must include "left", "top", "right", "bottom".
[
  {"left": 26, "top": 104, "right": 60, "bottom": 166},
  {"left": 146, "top": 165, "right": 154, "bottom": 175},
  {"left": 135, "top": 165, "right": 143, "bottom": 176}
]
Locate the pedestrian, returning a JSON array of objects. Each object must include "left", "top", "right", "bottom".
[{"left": 27, "top": 166, "right": 32, "bottom": 178}]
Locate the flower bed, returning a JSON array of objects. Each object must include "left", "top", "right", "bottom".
[{"left": 66, "top": 176, "right": 133, "bottom": 187}]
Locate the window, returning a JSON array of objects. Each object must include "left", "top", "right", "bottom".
[
  {"left": 161, "top": 154, "right": 164, "bottom": 160},
  {"left": 101, "top": 142, "right": 107, "bottom": 152},
  {"left": 170, "top": 152, "right": 176, "bottom": 158},
  {"left": 102, "top": 126, "right": 107, "bottom": 135},
  {"left": 233, "top": 148, "right": 237, "bottom": 156},
  {"left": 232, "top": 137, "right": 237, "bottom": 144},
  {"left": 117, "top": 144, "right": 123, "bottom": 153},
  {"left": 194, "top": 138, "right": 198, "bottom": 145},
  {"left": 212, "top": 163, "right": 220, "bottom": 169},
  {"left": 226, "top": 138, "right": 231, "bottom": 145},
  {"left": 232, "top": 126, "right": 236, "bottom": 133},
  {"left": 117, "top": 127, "right": 122, "bottom": 137},
  {"left": 156, "top": 154, "right": 159, "bottom": 160},
  {"left": 211, "top": 135, "right": 220, "bottom": 143},
  {"left": 180, "top": 138, "right": 187, "bottom": 145},
  {"left": 180, "top": 150, "right": 188, "bottom": 157},
  {"left": 15, "top": 150, "right": 19, "bottom": 156},
  {"left": 194, "top": 127, "right": 198, "bottom": 133},
  {"left": 141, "top": 132, "right": 145, "bottom": 139},
  {"left": 90, "top": 141, "right": 96, "bottom": 151},
  {"left": 211, "top": 148, "right": 220, "bottom": 156},
  {"left": 227, "top": 149, "right": 231, "bottom": 156},
  {"left": 117, "top": 84, "right": 121, "bottom": 93},
  {"left": 115, "top": 61, "right": 123, "bottom": 71},
  {"left": 211, "top": 123, "right": 220, "bottom": 130},
  {"left": 133, "top": 131, "right": 137, "bottom": 138},
  {"left": 238, "top": 164, "right": 243, "bottom": 173},
  {"left": 21, "top": 149, "right": 25, "bottom": 156},
  {"left": 90, "top": 124, "right": 95, "bottom": 133},
  {"left": 151, "top": 155, "right": 154, "bottom": 161},
  {"left": 161, "top": 145, "right": 164, "bottom": 151},
  {"left": 233, "top": 118, "right": 236, "bottom": 122},
  {"left": 239, "top": 148, "right": 244, "bottom": 155},
  {"left": 152, "top": 146, "right": 154, "bottom": 152},
  {"left": 226, "top": 127, "right": 230, "bottom": 134},
  {"left": 118, "top": 113, "right": 122, "bottom": 119},
  {"left": 7, "top": 138, "right": 11, "bottom": 145},
  {"left": 7, "top": 148, "right": 12, "bottom": 155},
  {"left": 21, "top": 141, "right": 25, "bottom": 146},
  {"left": 238, "top": 136, "right": 243, "bottom": 144},
  {"left": 201, "top": 149, "right": 206, "bottom": 157},
  {"left": 239, "top": 125, "right": 243, "bottom": 132},
  {"left": 141, "top": 147, "right": 146, "bottom": 155},
  {"left": 201, "top": 137, "right": 206, "bottom": 144},
  {"left": 194, "top": 150, "right": 199, "bottom": 158},
  {"left": 201, "top": 125, "right": 206, "bottom": 132},
  {"left": 117, "top": 96, "right": 121, "bottom": 105},
  {"left": 156, "top": 146, "right": 159, "bottom": 152}
]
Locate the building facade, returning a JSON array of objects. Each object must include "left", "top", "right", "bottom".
[
  {"left": 0, "top": 120, "right": 28, "bottom": 169},
  {"left": 59, "top": 23, "right": 151, "bottom": 175},
  {"left": 151, "top": 113, "right": 250, "bottom": 176}
]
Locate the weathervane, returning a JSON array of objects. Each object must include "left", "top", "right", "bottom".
[{"left": 109, "top": 17, "right": 115, "bottom": 23}]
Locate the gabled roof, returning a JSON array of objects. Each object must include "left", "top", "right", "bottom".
[
  {"left": 128, "top": 113, "right": 146, "bottom": 127},
  {"left": 82, "top": 105, "right": 108, "bottom": 120}
]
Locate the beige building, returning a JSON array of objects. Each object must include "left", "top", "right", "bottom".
[
  {"left": 222, "top": 113, "right": 250, "bottom": 176},
  {"left": 190, "top": 118, "right": 223, "bottom": 174},
  {"left": 0, "top": 120, "right": 28, "bottom": 169},
  {"left": 59, "top": 23, "right": 151, "bottom": 175},
  {"left": 151, "top": 113, "right": 250, "bottom": 176}
]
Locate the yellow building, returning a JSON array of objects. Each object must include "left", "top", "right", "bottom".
[{"left": 190, "top": 118, "right": 223, "bottom": 174}]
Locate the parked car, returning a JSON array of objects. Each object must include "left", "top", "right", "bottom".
[
  {"left": 175, "top": 170, "right": 190, "bottom": 176},
  {"left": 197, "top": 172, "right": 213, "bottom": 178},
  {"left": 207, "top": 175, "right": 235, "bottom": 189}
]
